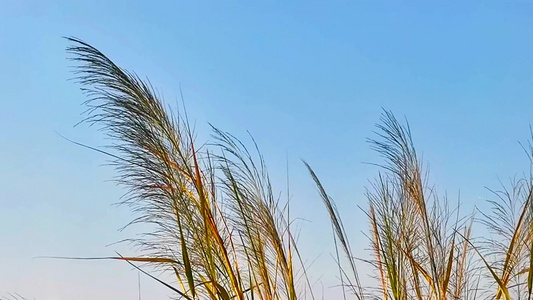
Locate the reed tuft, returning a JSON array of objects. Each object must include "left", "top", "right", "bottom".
[{"left": 65, "top": 38, "right": 533, "bottom": 300}]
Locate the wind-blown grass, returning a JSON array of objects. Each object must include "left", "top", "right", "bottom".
[
  {"left": 307, "top": 112, "right": 533, "bottom": 300},
  {"left": 65, "top": 37, "right": 533, "bottom": 300},
  {"left": 66, "top": 37, "right": 311, "bottom": 300}
]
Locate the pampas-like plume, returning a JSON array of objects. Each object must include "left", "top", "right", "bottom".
[{"left": 67, "top": 37, "right": 310, "bottom": 300}]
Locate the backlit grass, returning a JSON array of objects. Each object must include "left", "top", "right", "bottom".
[{"left": 61, "top": 38, "right": 533, "bottom": 300}]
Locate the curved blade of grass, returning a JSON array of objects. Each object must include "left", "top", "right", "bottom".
[
  {"left": 304, "top": 161, "right": 364, "bottom": 300},
  {"left": 180, "top": 223, "right": 196, "bottom": 298},
  {"left": 122, "top": 257, "right": 192, "bottom": 300},
  {"left": 35, "top": 255, "right": 179, "bottom": 264},
  {"left": 440, "top": 235, "right": 455, "bottom": 300},
  {"left": 214, "top": 282, "right": 231, "bottom": 300},
  {"left": 369, "top": 204, "right": 388, "bottom": 300},
  {"left": 39, "top": 254, "right": 191, "bottom": 299}
]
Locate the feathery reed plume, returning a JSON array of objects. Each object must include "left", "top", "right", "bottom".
[
  {"left": 307, "top": 110, "right": 477, "bottom": 299},
  {"left": 367, "top": 111, "right": 477, "bottom": 300},
  {"left": 67, "top": 37, "right": 310, "bottom": 300}
]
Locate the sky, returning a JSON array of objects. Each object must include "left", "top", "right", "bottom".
[{"left": 2, "top": 1, "right": 533, "bottom": 299}]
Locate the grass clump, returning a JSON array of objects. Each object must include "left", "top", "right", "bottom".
[
  {"left": 67, "top": 37, "right": 311, "bottom": 300},
  {"left": 66, "top": 38, "right": 533, "bottom": 300},
  {"left": 308, "top": 112, "right": 533, "bottom": 300}
]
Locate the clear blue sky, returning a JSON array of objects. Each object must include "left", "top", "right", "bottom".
[{"left": 2, "top": 1, "right": 533, "bottom": 299}]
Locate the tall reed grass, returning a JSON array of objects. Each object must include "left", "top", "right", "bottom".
[
  {"left": 308, "top": 112, "right": 533, "bottom": 300},
  {"left": 66, "top": 37, "right": 312, "bottom": 300},
  {"left": 64, "top": 38, "right": 533, "bottom": 300}
]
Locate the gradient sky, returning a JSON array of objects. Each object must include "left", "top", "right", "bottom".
[{"left": 2, "top": 1, "right": 533, "bottom": 299}]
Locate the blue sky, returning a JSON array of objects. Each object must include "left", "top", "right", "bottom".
[{"left": 2, "top": 1, "right": 533, "bottom": 299}]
